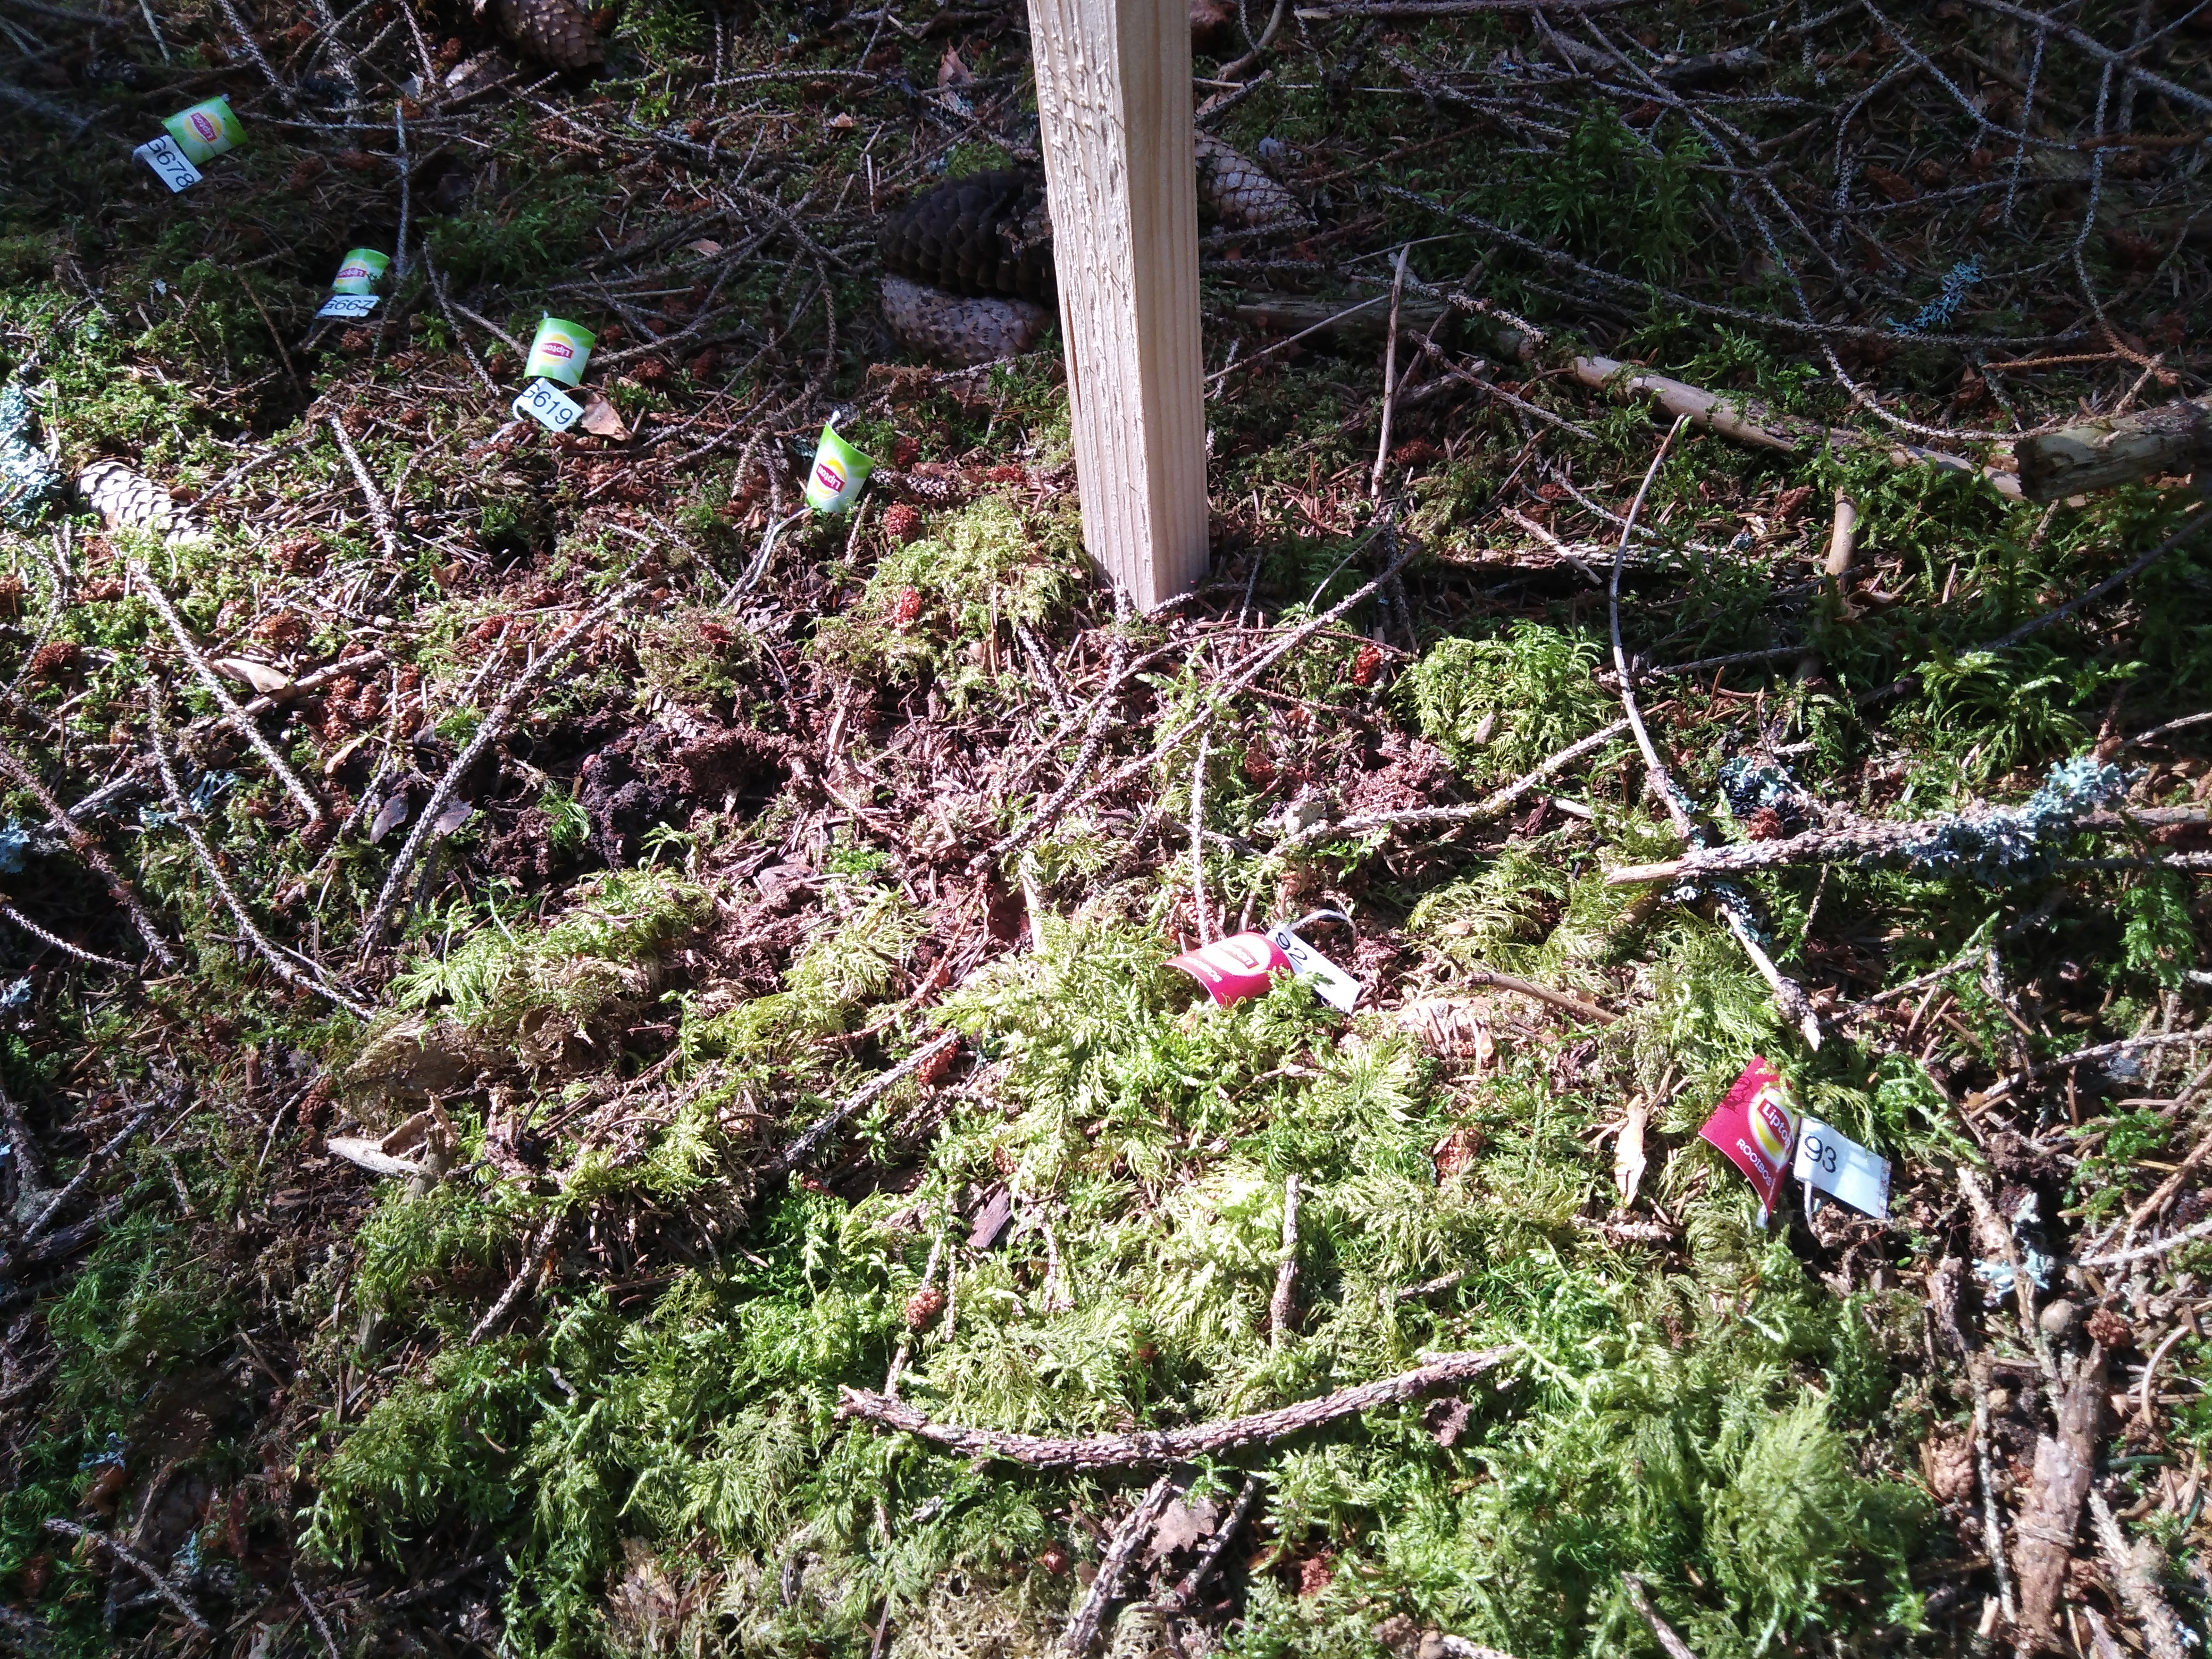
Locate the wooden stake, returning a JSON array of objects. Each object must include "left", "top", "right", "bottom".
[{"left": 1027, "top": 0, "right": 1209, "bottom": 608}]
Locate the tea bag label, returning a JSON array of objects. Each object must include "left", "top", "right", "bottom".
[
  {"left": 1697, "top": 1057, "right": 1799, "bottom": 1225},
  {"left": 331, "top": 249, "right": 390, "bottom": 295},
  {"left": 161, "top": 96, "right": 244, "bottom": 164},
  {"left": 136, "top": 137, "right": 203, "bottom": 192},
  {"left": 316, "top": 294, "right": 380, "bottom": 320},
  {"left": 513, "top": 379, "right": 583, "bottom": 433},
  {"left": 1792, "top": 1118, "right": 1891, "bottom": 1219},
  {"left": 524, "top": 317, "right": 595, "bottom": 386},
  {"left": 803, "top": 423, "right": 874, "bottom": 513}
]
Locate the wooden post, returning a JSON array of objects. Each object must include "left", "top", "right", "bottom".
[{"left": 1027, "top": 0, "right": 1209, "bottom": 609}]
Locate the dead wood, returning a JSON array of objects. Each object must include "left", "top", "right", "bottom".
[
  {"left": 2010, "top": 1349, "right": 2102, "bottom": 1651},
  {"left": 0, "top": 740, "right": 178, "bottom": 969},
  {"left": 2015, "top": 395, "right": 2211, "bottom": 501},
  {"left": 1271, "top": 718, "right": 1630, "bottom": 852},
  {"left": 836, "top": 1345, "right": 1514, "bottom": 1469},
  {"left": 133, "top": 567, "right": 325, "bottom": 824},
  {"left": 1571, "top": 357, "right": 2017, "bottom": 495},
  {"left": 357, "top": 579, "right": 641, "bottom": 952},
  {"left": 41, "top": 1519, "right": 209, "bottom": 1633},
  {"left": 1619, "top": 1573, "right": 1699, "bottom": 1659},
  {"left": 766, "top": 1029, "right": 960, "bottom": 1178},
  {"left": 1061, "top": 1472, "right": 1179, "bottom": 1656}
]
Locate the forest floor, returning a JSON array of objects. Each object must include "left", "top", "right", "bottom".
[{"left": 0, "top": 0, "right": 2209, "bottom": 1656}]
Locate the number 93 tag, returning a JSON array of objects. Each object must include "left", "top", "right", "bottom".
[
  {"left": 512, "top": 378, "right": 583, "bottom": 433},
  {"left": 1792, "top": 1117, "right": 1891, "bottom": 1219}
]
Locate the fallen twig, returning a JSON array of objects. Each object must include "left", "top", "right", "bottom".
[
  {"left": 41, "top": 1518, "right": 208, "bottom": 1633},
  {"left": 2085, "top": 1489, "right": 2190, "bottom": 1659},
  {"left": 326, "top": 415, "right": 403, "bottom": 563},
  {"left": 1272, "top": 719, "right": 1630, "bottom": 852},
  {"left": 1619, "top": 1574, "right": 1698, "bottom": 1659},
  {"left": 837, "top": 1345, "right": 1514, "bottom": 1469},
  {"left": 0, "top": 740, "right": 178, "bottom": 969},
  {"left": 1571, "top": 356, "right": 2017, "bottom": 495},
  {"left": 1268, "top": 1173, "right": 1301, "bottom": 1347},
  {"left": 149, "top": 696, "right": 370, "bottom": 1017},
  {"left": 1158, "top": 1473, "right": 1264, "bottom": 1612},
  {"left": 0, "top": 900, "right": 133, "bottom": 969},
  {"left": 766, "top": 1029, "right": 960, "bottom": 1178},
  {"left": 1061, "top": 1473, "right": 1179, "bottom": 1656},
  {"left": 358, "top": 579, "right": 641, "bottom": 952},
  {"left": 133, "top": 566, "right": 324, "bottom": 823}
]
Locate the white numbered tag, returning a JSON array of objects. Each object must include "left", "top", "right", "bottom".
[
  {"left": 135, "top": 136, "right": 203, "bottom": 192},
  {"left": 316, "top": 293, "right": 380, "bottom": 320},
  {"left": 1793, "top": 1117, "right": 1891, "bottom": 1219},
  {"left": 511, "top": 378, "right": 583, "bottom": 433},
  {"left": 1267, "top": 924, "right": 1361, "bottom": 1012}
]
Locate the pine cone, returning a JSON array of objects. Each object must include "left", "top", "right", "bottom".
[
  {"left": 77, "top": 460, "right": 209, "bottom": 546},
  {"left": 1196, "top": 133, "right": 1308, "bottom": 230},
  {"left": 877, "top": 170, "right": 1054, "bottom": 303},
  {"left": 879, "top": 275, "right": 1051, "bottom": 366},
  {"left": 903, "top": 1284, "right": 946, "bottom": 1330},
  {"left": 493, "top": 0, "right": 605, "bottom": 69}
]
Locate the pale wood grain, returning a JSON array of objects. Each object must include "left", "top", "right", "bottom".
[{"left": 1027, "top": 0, "right": 1209, "bottom": 608}]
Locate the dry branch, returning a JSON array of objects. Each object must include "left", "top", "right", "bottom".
[
  {"left": 327, "top": 415, "right": 403, "bottom": 563},
  {"left": 1268, "top": 1172, "right": 1301, "bottom": 1347},
  {"left": 1272, "top": 718, "right": 1630, "bottom": 852},
  {"left": 41, "top": 1519, "right": 208, "bottom": 1633},
  {"left": 1571, "top": 357, "right": 2017, "bottom": 496},
  {"left": 1061, "top": 1473, "right": 1178, "bottom": 1656},
  {"left": 837, "top": 1344, "right": 1514, "bottom": 1469},
  {"left": 133, "top": 567, "right": 325, "bottom": 823},
  {"left": 2015, "top": 394, "right": 2211, "bottom": 501},
  {"left": 0, "top": 740, "right": 178, "bottom": 969},
  {"left": 148, "top": 697, "right": 370, "bottom": 1018},
  {"left": 1619, "top": 1574, "right": 1699, "bottom": 1659},
  {"left": 766, "top": 1029, "right": 959, "bottom": 1177},
  {"left": 358, "top": 580, "right": 640, "bottom": 952}
]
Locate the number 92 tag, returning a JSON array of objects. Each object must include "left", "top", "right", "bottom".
[
  {"left": 1791, "top": 1116, "right": 1890, "bottom": 1219},
  {"left": 512, "top": 378, "right": 583, "bottom": 433}
]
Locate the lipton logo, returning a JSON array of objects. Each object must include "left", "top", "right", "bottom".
[
  {"left": 1199, "top": 936, "right": 1275, "bottom": 976},
  {"left": 814, "top": 459, "right": 848, "bottom": 495},
  {"left": 540, "top": 340, "right": 573, "bottom": 360},
  {"left": 1749, "top": 1088, "right": 1795, "bottom": 1164},
  {"left": 190, "top": 111, "right": 220, "bottom": 141}
]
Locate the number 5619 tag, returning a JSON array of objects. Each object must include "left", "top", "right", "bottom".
[
  {"left": 1792, "top": 1117, "right": 1891, "bottom": 1218},
  {"left": 512, "top": 378, "right": 583, "bottom": 433}
]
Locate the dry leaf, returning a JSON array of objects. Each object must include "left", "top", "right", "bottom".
[
  {"left": 579, "top": 391, "right": 630, "bottom": 440},
  {"left": 368, "top": 793, "right": 410, "bottom": 844},
  {"left": 1431, "top": 1125, "right": 1486, "bottom": 1182},
  {"left": 1613, "top": 1095, "right": 1649, "bottom": 1208},
  {"left": 1423, "top": 1396, "right": 1472, "bottom": 1447},
  {"left": 1144, "top": 1493, "right": 1220, "bottom": 1565},
  {"left": 212, "top": 657, "right": 294, "bottom": 696},
  {"left": 431, "top": 797, "right": 475, "bottom": 836},
  {"left": 322, "top": 731, "right": 371, "bottom": 776},
  {"left": 688, "top": 239, "right": 723, "bottom": 257},
  {"left": 325, "top": 1136, "right": 426, "bottom": 1178},
  {"left": 937, "top": 45, "right": 970, "bottom": 85},
  {"left": 1397, "top": 998, "right": 1495, "bottom": 1066}
]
